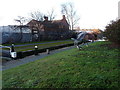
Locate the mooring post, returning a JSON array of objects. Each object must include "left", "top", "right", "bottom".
[
  {"left": 46, "top": 49, "right": 50, "bottom": 54},
  {"left": 34, "top": 45, "right": 38, "bottom": 55},
  {"left": 10, "top": 44, "right": 17, "bottom": 59},
  {"left": 11, "top": 44, "right": 15, "bottom": 52}
]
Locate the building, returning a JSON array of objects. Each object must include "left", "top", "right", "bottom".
[
  {"left": 27, "top": 15, "right": 70, "bottom": 41},
  {"left": 1, "top": 15, "right": 72, "bottom": 44},
  {"left": 73, "top": 28, "right": 103, "bottom": 40}
]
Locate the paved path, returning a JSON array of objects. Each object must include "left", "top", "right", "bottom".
[{"left": 1, "top": 46, "right": 75, "bottom": 71}]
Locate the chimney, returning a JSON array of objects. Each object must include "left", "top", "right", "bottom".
[
  {"left": 62, "top": 15, "right": 66, "bottom": 20},
  {"left": 44, "top": 16, "right": 48, "bottom": 21}
]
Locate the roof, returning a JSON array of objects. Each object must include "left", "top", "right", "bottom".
[{"left": 27, "top": 15, "right": 69, "bottom": 29}]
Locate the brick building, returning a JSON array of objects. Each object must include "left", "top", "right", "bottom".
[{"left": 27, "top": 15, "right": 70, "bottom": 41}]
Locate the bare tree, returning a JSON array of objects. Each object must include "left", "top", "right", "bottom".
[
  {"left": 29, "top": 9, "right": 56, "bottom": 21},
  {"left": 61, "top": 2, "right": 80, "bottom": 30},
  {"left": 14, "top": 16, "right": 28, "bottom": 41},
  {"left": 14, "top": 16, "right": 27, "bottom": 25},
  {"left": 47, "top": 8, "right": 56, "bottom": 21},
  {"left": 29, "top": 10, "right": 44, "bottom": 21}
]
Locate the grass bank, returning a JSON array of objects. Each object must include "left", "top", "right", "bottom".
[{"left": 2, "top": 41, "right": 119, "bottom": 88}]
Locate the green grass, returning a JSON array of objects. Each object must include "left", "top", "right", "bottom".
[
  {"left": 2, "top": 41, "right": 120, "bottom": 88},
  {"left": 2, "top": 40, "right": 73, "bottom": 52},
  {"left": 3, "top": 39, "right": 71, "bottom": 46}
]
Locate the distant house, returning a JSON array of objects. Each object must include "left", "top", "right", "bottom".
[
  {"left": 73, "top": 28, "right": 103, "bottom": 40},
  {"left": 27, "top": 15, "right": 70, "bottom": 41},
  {"left": 80, "top": 29, "right": 103, "bottom": 39}
]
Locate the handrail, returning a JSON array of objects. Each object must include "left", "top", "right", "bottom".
[
  {"left": 0, "top": 45, "right": 12, "bottom": 53},
  {"left": 0, "top": 45, "right": 17, "bottom": 59}
]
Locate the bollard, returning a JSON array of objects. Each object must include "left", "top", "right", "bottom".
[
  {"left": 11, "top": 44, "right": 15, "bottom": 52},
  {"left": 10, "top": 44, "right": 17, "bottom": 59},
  {"left": 46, "top": 49, "right": 50, "bottom": 54},
  {"left": 34, "top": 46, "right": 38, "bottom": 55}
]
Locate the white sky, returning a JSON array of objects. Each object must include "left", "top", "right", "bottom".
[{"left": 0, "top": 0, "right": 119, "bottom": 30}]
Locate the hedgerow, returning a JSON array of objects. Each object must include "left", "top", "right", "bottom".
[{"left": 104, "top": 19, "right": 120, "bottom": 44}]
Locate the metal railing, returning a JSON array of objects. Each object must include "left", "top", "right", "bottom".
[{"left": 0, "top": 44, "right": 17, "bottom": 59}]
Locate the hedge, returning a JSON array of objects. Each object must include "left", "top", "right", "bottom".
[{"left": 104, "top": 19, "right": 120, "bottom": 44}]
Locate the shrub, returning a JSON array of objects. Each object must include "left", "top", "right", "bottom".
[{"left": 104, "top": 19, "right": 120, "bottom": 44}]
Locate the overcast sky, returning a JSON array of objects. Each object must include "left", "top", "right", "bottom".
[{"left": 0, "top": 0, "right": 119, "bottom": 30}]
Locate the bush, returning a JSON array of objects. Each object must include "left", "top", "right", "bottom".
[{"left": 104, "top": 19, "right": 120, "bottom": 44}]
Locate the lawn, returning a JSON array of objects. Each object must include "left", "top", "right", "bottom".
[{"left": 2, "top": 41, "right": 120, "bottom": 88}]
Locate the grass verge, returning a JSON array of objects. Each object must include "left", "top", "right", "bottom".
[{"left": 2, "top": 41, "right": 120, "bottom": 88}]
